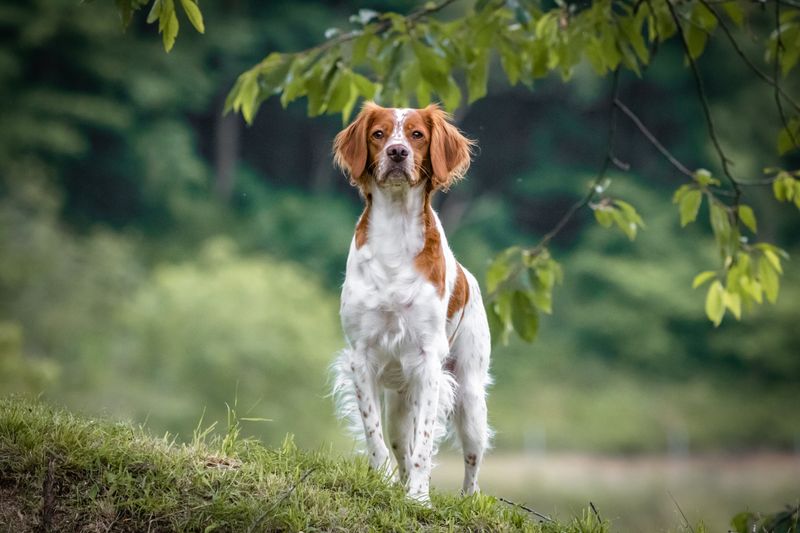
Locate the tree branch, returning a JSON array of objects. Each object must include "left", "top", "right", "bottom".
[
  {"left": 613, "top": 98, "right": 694, "bottom": 178},
  {"left": 530, "top": 69, "right": 623, "bottom": 255},
  {"left": 701, "top": 0, "right": 800, "bottom": 114},
  {"left": 667, "top": 0, "right": 742, "bottom": 206},
  {"left": 774, "top": 0, "right": 800, "bottom": 149},
  {"left": 498, "top": 496, "right": 554, "bottom": 523},
  {"left": 302, "top": 0, "right": 459, "bottom": 57}
]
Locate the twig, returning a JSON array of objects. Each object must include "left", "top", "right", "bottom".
[
  {"left": 699, "top": 0, "right": 800, "bottom": 113},
  {"left": 498, "top": 496, "right": 554, "bottom": 523},
  {"left": 666, "top": 0, "right": 742, "bottom": 205},
  {"left": 247, "top": 467, "right": 317, "bottom": 533},
  {"left": 530, "top": 68, "right": 623, "bottom": 255},
  {"left": 668, "top": 490, "right": 695, "bottom": 533},
  {"left": 614, "top": 98, "right": 694, "bottom": 178},
  {"left": 590, "top": 501, "right": 603, "bottom": 522},
  {"left": 774, "top": 0, "right": 800, "bottom": 149}
]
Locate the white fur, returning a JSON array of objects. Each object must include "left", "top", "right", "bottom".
[{"left": 332, "top": 110, "right": 492, "bottom": 503}]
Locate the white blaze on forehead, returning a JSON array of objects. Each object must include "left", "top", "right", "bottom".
[{"left": 390, "top": 108, "right": 413, "bottom": 147}]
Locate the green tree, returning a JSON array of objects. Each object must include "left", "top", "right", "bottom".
[{"left": 120, "top": 0, "right": 800, "bottom": 341}]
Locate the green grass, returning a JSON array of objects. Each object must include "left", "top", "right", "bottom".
[{"left": 0, "top": 397, "right": 609, "bottom": 532}]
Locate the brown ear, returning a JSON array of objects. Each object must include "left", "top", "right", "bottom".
[
  {"left": 333, "top": 104, "right": 373, "bottom": 188},
  {"left": 425, "top": 104, "right": 474, "bottom": 190}
]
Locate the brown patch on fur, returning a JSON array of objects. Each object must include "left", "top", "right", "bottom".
[
  {"left": 354, "top": 194, "right": 371, "bottom": 249},
  {"left": 422, "top": 104, "right": 474, "bottom": 191},
  {"left": 447, "top": 263, "right": 470, "bottom": 319},
  {"left": 414, "top": 189, "right": 446, "bottom": 297},
  {"left": 465, "top": 453, "right": 477, "bottom": 467},
  {"left": 333, "top": 105, "right": 372, "bottom": 189}
]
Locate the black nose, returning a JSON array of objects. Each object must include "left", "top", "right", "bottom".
[{"left": 386, "top": 144, "right": 409, "bottom": 163}]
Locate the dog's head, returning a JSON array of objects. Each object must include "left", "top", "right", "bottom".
[{"left": 333, "top": 102, "right": 474, "bottom": 193}]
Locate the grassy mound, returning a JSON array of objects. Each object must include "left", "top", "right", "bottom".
[{"left": 0, "top": 398, "right": 608, "bottom": 532}]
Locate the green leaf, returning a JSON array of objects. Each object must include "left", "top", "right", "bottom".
[
  {"left": 763, "top": 248, "right": 783, "bottom": 274},
  {"left": 486, "top": 302, "right": 504, "bottom": 347},
  {"left": 679, "top": 189, "right": 702, "bottom": 226},
  {"left": 511, "top": 291, "right": 539, "bottom": 342},
  {"left": 179, "top": 0, "right": 204, "bottom": 33},
  {"left": 672, "top": 184, "right": 692, "bottom": 203},
  {"left": 594, "top": 207, "right": 614, "bottom": 228},
  {"left": 467, "top": 50, "right": 489, "bottom": 104},
  {"left": 724, "top": 289, "right": 742, "bottom": 320},
  {"left": 777, "top": 118, "right": 800, "bottom": 155},
  {"left": 705, "top": 280, "right": 725, "bottom": 326},
  {"left": 327, "top": 71, "right": 354, "bottom": 115},
  {"left": 498, "top": 38, "right": 521, "bottom": 85},
  {"left": 773, "top": 174, "right": 787, "bottom": 201},
  {"left": 612, "top": 208, "right": 637, "bottom": 240},
  {"left": 614, "top": 199, "right": 645, "bottom": 226},
  {"left": 490, "top": 292, "right": 513, "bottom": 346},
  {"left": 161, "top": 0, "right": 179, "bottom": 52},
  {"left": 238, "top": 72, "right": 259, "bottom": 124},
  {"left": 146, "top": 0, "right": 162, "bottom": 24},
  {"left": 738, "top": 204, "right": 757, "bottom": 233},
  {"left": 685, "top": 23, "right": 708, "bottom": 60},
  {"left": 486, "top": 247, "right": 520, "bottom": 294},
  {"left": 721, "top": 2, "right": 744, "bottom": 27},
  {"left": 441, "top": 76, "right": 462, "bottom": 112},
  {"left": 692, "top": 270, "right": 717, "bottom": 289},
  {"left": 412, "top": 41, "right": 450, "bottom": 95},
  {"left": 709, "top": 202, "right": 730, "bottom": 239},
  {"left": 758, "top": 256, "right": 780, "bottom": 303},
  {"left": 351, "top": 31, "right": 373, "bottom": 65},
  {"left": 351, "top": 72, "right": 376, "bottom": 99}
]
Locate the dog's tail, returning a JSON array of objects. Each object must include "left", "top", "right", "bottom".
[
  {"left": 329, "top": 348, "right": 365, "bottom": 443},
  {"left": 433, "top": 368, "right": 457, "bottom": 455}
]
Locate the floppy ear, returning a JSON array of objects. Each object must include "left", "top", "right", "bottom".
[
  {"left": 333, "top": 105, "right": 372, "bottom": 188},
  {"left": 425, "top": 104, "right": 474, "bottom": 190}
]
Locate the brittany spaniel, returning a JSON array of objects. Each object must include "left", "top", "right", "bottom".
[{"left": 331, "top": 102, "right": 492, "bottom": 502}]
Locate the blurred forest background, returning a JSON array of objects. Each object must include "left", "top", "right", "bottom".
[{"left": 1, "top": 0, "right": 798, "bottom": 529}]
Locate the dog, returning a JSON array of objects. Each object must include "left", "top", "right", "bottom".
[{"left": 331, "top": 102, "right": 492, "bottom": 503}]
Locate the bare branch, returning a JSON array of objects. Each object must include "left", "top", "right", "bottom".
[
  {"left": 590, "top": 501, "right": 603, "bottom": 522},
  {"left": 666, "top": 0, "right": 742, "bottom": 205},
  {"left": 774, "top": 0, "right": 800, "bottom": 149},
  {"left": 614, "top": 98, "right": 694, "bottom": 178},
  {"left": 498, "top": 496, "right": 554, "bottom": 523},
  {"left": 530, "top": 69, "right": 622, "bottom": 255},
  {"left": 668, "top": 490, "right": 696, "bottom": 533},
  {"left": 698, "top": 0, "right": 800, "bottom": 113}
]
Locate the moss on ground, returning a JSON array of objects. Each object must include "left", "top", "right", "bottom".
[{"left": 0, "top": 397, "right": 612, "bottom": 532}]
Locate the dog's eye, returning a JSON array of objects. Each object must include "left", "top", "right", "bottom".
[
  {"left": 411, "top": 130, "right": 424, "bottom": 139},
  {"left": 372, "top": 131, "right": 384, "bottom": 139}
]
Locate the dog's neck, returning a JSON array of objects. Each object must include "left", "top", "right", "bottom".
[{"left": 366, "top": 182, "right": 430, "bottom": 261}]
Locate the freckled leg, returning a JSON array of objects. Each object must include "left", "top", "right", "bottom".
[
  {"left": 349, "top": 351, "right": 392, "bottom": 475},
  {"left": 405, "top": 349, "right": 442, "bottom": 503},
  {"left": 454, "top": 378, "right": 488, "bottom": 495},
  {"left": 385, "top": 389, "right": 412, "bottom": 484}
]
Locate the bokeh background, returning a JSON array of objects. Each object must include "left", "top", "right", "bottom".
[{"left": 1, "top": 1, "right": 798, "bottom": 530}]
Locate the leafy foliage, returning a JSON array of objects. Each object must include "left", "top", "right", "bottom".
[
  {"left": 117, "top": 0, "right": 205, "bottom": 52},
  {"left": 203, "top": 0, "right": 800, "bottom": 338}
]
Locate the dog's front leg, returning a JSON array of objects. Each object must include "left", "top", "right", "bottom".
[
  {"left": 349, "top": 346, "right": 392, "bottom": 475},
  {"left": 404, "top": 343, "right": 445, "bottom": 503}
]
